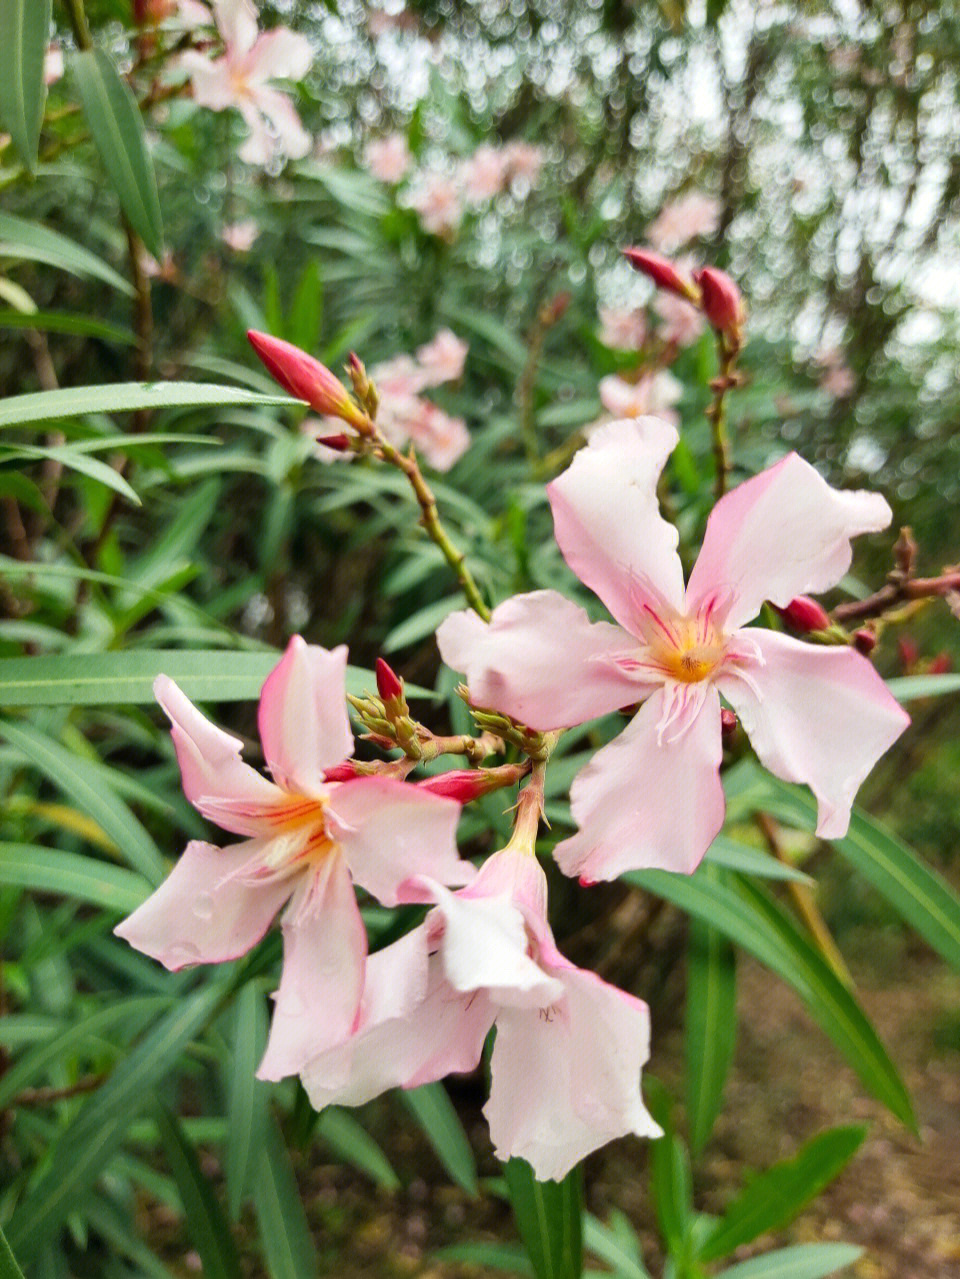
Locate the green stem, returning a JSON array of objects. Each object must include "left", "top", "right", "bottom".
[{"left": 706, "top": 335, "right": 740, "bottom": 499}]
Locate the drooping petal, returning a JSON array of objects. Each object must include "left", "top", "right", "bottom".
[
  {"left": 114, "top": 839, "right": 295, "bottom": 969},
  {"left": 718, "top": 628, "right": 909, "bottom": 839},
  {"left": 685, "top": 452, "right": 892, "bottom": 632},
  {"left": 178, "top": 51, "right": 238, "bottom": 110},
  {"left": 326, "top": 776, "right": 471, "bottom": 906},
  {"left": 154, "top": 675, "right": 286, "bottom": 835},
  {"left": 257, "top": 637, "right": 353, "bottom": 795},
  {"left": 547, "top": 417, "right": 685, "bottom": 634},
  {"left": 437, "top": 592, "right": 651, "bottom": 731},
  {"left": 485, "top": 959, "right": 661, "bottom": 1182},
  {"left": 211, "top": 0, "right": 258, "bottom": 54},
  {"left": 257, "top": 853, "right": 366, "bottom": 1081},
  {"left": 244, "top": 28, "right": 313, "bottom": 83},
  {"left": 246, "top": 85, "right": 312, "bottom": 160},
  {"left": 235, "top": 96, "right": 273, "bottom": 165},
  {"left": 553, "top": 685, "right": 725, "bottom": 881}
]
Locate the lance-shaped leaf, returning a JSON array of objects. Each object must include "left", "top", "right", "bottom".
[
  {"left": 400, "top": 1083, "right": 478, "bottom": 1196},
  {"left": 0, "top": 0, "right": 51, "bottom": 170},
  {"left": 0, "top": 1224, "right": 26, "bottom": 1279},
  {"left": 69, "top": 48, "right": 164, "bottom": 259},
  {"left": 686, "top": 864, "right": 737, "bottom": 1155},
  {"left": 713, "top": 1242, "right": 863, "bottom": 1278},
  {"left": 505, "top": 1158, "right": 583, "bottom": 1279}
]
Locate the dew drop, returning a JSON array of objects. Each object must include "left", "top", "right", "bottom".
[
  {"left": 193, "top": 893, "right": 214, "bottom": 922},
  {"left": 169, "top": 942, "right": 202, "bottom": 967}
]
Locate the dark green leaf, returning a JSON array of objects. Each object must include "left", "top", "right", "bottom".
[
  {"left": 0, "top": 382, "right": 298, "bottom": 429},
  {"left": 686, "top": 865, "right": 737, "bottom": 1155},
  {"left": 400, "top": 1083, "right": 478, "bottom": 1196},
  {"left": 316, "top": 1108, "right": 401, "bottom": 1189},
  {"left": 225, "top": 984, "right": 269, "bottom": 1220},
  {"left": 0, "top": 0, "right": 52, "bottom": 169},
  {"left": 0, "top": 843, "right": 152, "bottom": 913},
  {"left": 0, "top": 1224, "right": 26, "bottom": 1279},
  {"left": 252, "top": 1116, "right": 319, "bottom": 1279},
  {"left": 714, "top": 1243, "right": 863, "bottom": 1278},
  {"left": 504, "top": 1158, "right": 583, "bottom": 1279},
  {"left": 0, "top": 212, "right": 133, "bottom": 294}
]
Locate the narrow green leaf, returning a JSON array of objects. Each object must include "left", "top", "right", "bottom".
[
  {"left": 6, "top": 979, "right": 226, "bottom": 1256},
  {"left": 714, "top": 1242, "right": 863, "bottom": 1278},
  {"left": 0, "top": 843, "right": 152, "bottom": 913},
  {"left": 224, "top": 984, "right": 269, "bottom": 1220},
  {"left": 700, "top": 1126, "right": 866, "bottom": 1261},
  {"left": 685, "top": 864, "right": 737, "bottom": 1155},
  {"left": 0, "top": 381, "right": 298, "bottom": 429},
  {"left": 624, "top": 867, "right": 916, "bottom": 1130},
  {"left": 0, "top": 718, "right": 166, "bottom": 884},
  {"left": 0, "top": 1224, "right": 26, "bottom": 1279},
  {"left": 0, "top": 308, "right": 134, "bottom": 344},
  {"left": 1, "top": 442, "right": 141, "bottom": 504},
  {"left": 0, "top": 0, "right": 52, "bottom": 170},
  {"left": 583, "top": 1213, "right": 651, "bottom": 1279},
  {"left": 252, "top": 1116, "right": 319, "bottom": 1279},
  {"left": 644, "top": 1083, "right": 692, "bottom": 1258},
  {"left": 435, "top": 1242, "right": 534, "bottom": 1273},
  {"left": 504, "top": 1158, "right": 583, "bottom": 1279},
  {"left": 69, "top": 48, "right": 164, "bottom": 259},
  {"left": 0, "top": 212, "right": 133, "bottom": 294},
  {"left": 155, "top": 1102, "right": 242, "bottom": 1279},
  {"left": 316, "top": 1108, "right": 401, "bottom": 1189},
  {"left": 400, "top": 1082, "right": 478, "bottom": 1196},
  {"left": 885, "top": 673, "right": 960, "bottom": 701}
]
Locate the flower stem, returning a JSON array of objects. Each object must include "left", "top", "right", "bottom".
[
  {"left": 706, "top": 334, "right": 741, "bottom": 500},
  {"left": 506, "top": 758, "right": 548, "bottom": 854}
]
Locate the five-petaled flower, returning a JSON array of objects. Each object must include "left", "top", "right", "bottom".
[
  {"left": 115, "top": 637, "right": 472, "bottom": 1079},
  {"left": 300, "top": 816, "right": 660, "bottom": 1181},
  {"left": 438, "top": 417, "right": 909, "bottom": 883}
]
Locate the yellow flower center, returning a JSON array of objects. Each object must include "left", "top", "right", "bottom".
[{"left": 648, "top": 614, "right": 727, "bottom": 684}]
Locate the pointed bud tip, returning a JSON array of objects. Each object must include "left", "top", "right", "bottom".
[
  {"left": 375, "top": 657, "right": 404, "bottom": 701},
  {"left": 777, "top": 596, "right": 831, "bottom": 633},
  {"left": 622, "top": 246, "right": 697, "bottom": 299},
  {"left": 247, "top": 330, "right": 361, "bottom": 422},
  {"left": 692, "top": 266, "right": 745, "bottom": 336}
]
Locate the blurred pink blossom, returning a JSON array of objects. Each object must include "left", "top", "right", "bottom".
[
  {"left": 654, "top": 292, "right": 705, "bottom": 348},
  {"left": 44, "top": 44, "right": 64, "bottom": 86},
  {"left": 596, "top": 372, "right": 682, "bottom": 426},
  {"left": 377, "top": 394, "right": 470, "bottom": 472},
  {"left": 597, "top": 306, "right": 647, "bottom": 351},
  {"left": 221, "top": 219, "right": 259, "bottom": 251},
  {"left": 407, "top": 172, "right": 462, "bottom": 237},
  {"left": 503, "top": 140, "right": 545, "bottom": 185},
  {"left": 459, "top": 144, "right": 510, "bottom": 204},
  {"left": 364, "top": 133, "right": 412, "bottom": 184},
  {"left": 416, "top": 328, "right": 468, "bottom": 385},
  {"left": 646, "top": 193, "right": 720, "bottom": 252},
  {"left": 816, "top": 347, "right": 855, "bottom": 398},
  {"left": 178, "top": 0, "right": 313, "bottom": 166}
]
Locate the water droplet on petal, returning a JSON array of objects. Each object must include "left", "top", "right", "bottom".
[
  {"left": 193, "top": 893, "right": 214, "bottom": 922},
  {"left": 169, "top": 942, "right": 202, "bottom": 967}
]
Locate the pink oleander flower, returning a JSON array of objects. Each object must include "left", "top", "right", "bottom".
[
  {"left": 438, "top": 419, "right": 909, "bottom": 883},
  {"left": 300, "top": 839, "right": 660, "bottom": 1180},
  {"left": 221, "top": 218, "right": 259, "bottom": 251},
  {"left": 655, "top": 292, "right": 705, "bottom": 348},
  {"left": 595, "top": 372, "right": 682, "bottom": 427},
  {"left": 378, "top": 394, "right": 470, "bottom": 472},
  {"left": 459, "top": 144, "right": 510, "bottom": 204},
  {"left": 178, "top": 0, "right": 313, "bottom": 166},
  {"left": 44, "top": 44, "right": 64, "bottom": 86},
  {"left": 407, "top": 171, "right": 462, "bottom": 237},
  {"left": 820, "top": 365, "right": 855, "bottom": 398},
  {"left": 115, "top": 637, "right": 471, "bottom": 1079},
  {"left": 502, "top": 140, "right": 545, "bottom": 186},
  {"left": 597, "top": 306, "right": 647, "bottom": 351},
  {"left": 646, "top": 193, "right": 720, "bottom": 252},
  {"left": 415, "top": 328, "right": 468, "bottom": 386},
  {"left": 363, "top": 132, "right": 412, "bottom": 184}
]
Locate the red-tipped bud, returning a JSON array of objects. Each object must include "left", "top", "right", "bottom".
[
  {"left": 777, "top": 596, "right": 831, "bottom": 633},
  {"left": 579, "top": 874, "right": 598, "bottom": 888},
  {"left": 375, "top": 657, "right": 404, "bottom": 702},
  {"left": 929, "top": 652, "right": 953, "bottom": 674},
  {"left": 720, "top": 708, "right": 739, "bottom": 740},
  {"left": 898, "top": 636, "right": 919, "bottom": 669},
  {"left": 418, "top": 763, "right": 526, "bottom": 804},
  {"left": 314, "top": 432, "right": 354, "bottom": 452},
  {"left": 853, "top": 628, "right": 876, "bottom": 655},
  {"left": 323, "top": 761, "right": 362, "bottom": 782},
  {"left": 247, "top": 330, "right": 368, "bottom": 428},
  {"left": 692, "top": 266, "right": 744, "bottom": 337},
  {"left": 622, "top": 247, "right": 698, "bottom": 300}
]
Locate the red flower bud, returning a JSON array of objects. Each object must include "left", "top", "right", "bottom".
[
  {"left": 314, "top": 432, "right": 354, "bottom": 452},
  {"left": 375, "top": 657, "right": 404, "bottom": 702},
  {"left": 853, "top": 628, "right": 876, "bottom": 655},
  {"left": 692, "top": 266, "right": 744, "bottom": 337},
  {"left": 622, "top": 247, "right": 698, "bottom": 300},
  {"left": 929, "top": 652, "right": 952, "bottom": 674},
  {"left": 897, "top": 636, "right": 919, "bottom": 669},
  {"left": 777, "top": 596, "right": 831, "bottom": 633},
  {"left": 247, "top": 331, "right": 367, "bottom": 427},
  {"left": 323, "top": 761, "right": 361, "bottom": 782},
  {"left": 720, "top": 708, "right": 739, "bottom": 739},
  {"left": 418, "top": 763, "right": 525, "bottom": 804}
]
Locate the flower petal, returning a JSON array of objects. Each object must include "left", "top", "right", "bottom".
[
  {"left": 547, "top": 417, "right": 685, "bottom": 633},
  {"left": 436, "top": 592, "right": 649, "bottom": 731},
  {"left": 247, "top": 85, "right": 311, "bottom": 160},
  {"left": 257, "top": 637, "right": 353, "bottom": 795},
  {"left": 718, "top": 628, "right": 909, "bottom": 838},
  {"left": 211, "top": 0, "right": 258, "bottom": 54},
  {"left": 236, "top": 97, "right": 273, "bottom": 165},
  {"left": 553, "top": 685, "right": 725, "bottom": 881},
  {"left": 327, "top": 776, "right": 471, "bottom": 906},
  {"left": 114, "top": 839, "right": 294, "bottom": 969},
  {"left": 178, "top": 52, "right": 236, "bottom": 109},
  {"left": 686, "top": 452, "right": 892, "bottom": 631},
  {"left": 154, "top": 675, "right": 286, "bottom": 836},
  {"left": 257, "top": 854, "right": 367, "bottom": 1081},
  {"left": 244, "top": 29, "right": 313, "bottom": 82},
  {"left": 485, "top": 959, "right": 661, "bottom": 1182}
]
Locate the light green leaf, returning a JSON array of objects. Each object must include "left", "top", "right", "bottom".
[
  {"left": 583, "top": 1213, "right": 651, "bottom": 1279},
  {"left": 504, "top": 1158, "right": 583, "bottom": 1279},
  {"left": 225, "top": 984, "right": 269, "bottom": 1220},
  {"left": 885, "top": 673, "right": 960, "bottom": 701},
  {"left": 0, "top": 212, "right": 133, "bottom": 294},
  {"left": 686, "top": 864, "right": 737, "bottom": 1155},
  {"left": 252, "top": 1116, "right": 319, "bottom": 1279},
  {"left": 1, "top": 442, "right": 141, "bottom": 504},
  {"left": 714, "top": 1243, "right": 863, "bottom": 1278},
  {"left": 0, "top": 843, "right": 152, "bottom": 913},
  {"left": 0, "top": 308, "right": 134, "bottom": 344},
  {"left": 0, "top": 381, "right": 298, "bottom": 429},
  {"left": 69, "top": 48, "right": 164, "bottom": 259},
  {"left": 0, "top": 0, "right": 51, "bottom": 170},
  {"left": 317, "top": 1108, "right": 401, "bottom": 1189},
  {"left": 400, "top": 1082, "right": 478, "bottom": 1196},
  {"left": 699, "top": 1126, "right": 866, "bottom": 1261}
]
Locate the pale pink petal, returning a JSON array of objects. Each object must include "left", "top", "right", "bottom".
[
  {"left": 244, "top": 28, "right": 313, "bottom": 83},
  {"left": 236, "top": 97, "right": 273, "bottom": 165},
  {"left": 326, "top": 776, "right": 471, "bottom": 906},
  {"left": 686, "top": 452, "right": 892, "bottom": 632},
  {"left": 257, "top": 854, "right": 366, "bottom": 1080},
  {"left": 415, "top": 329, "right": 468, "bottom": 386},
  {"left": 718, "top": 629, "right": 909, "bottom": 839},
  {"left": 436, "top": 592, "right": 650, "bottom": 731},
  {"left": 179, "top": 52, "right": 238, "bottom": 110},
  {"left": 174, "top": 0, "right": 214, "bottom": 26},
  {"left": 247, "top": 85, "right": 311, "bottom": 160},
  {"left": 485, "top": 959, "right": 661, "bottom": 1181},
  {"left": 257, "top": 637, "right": 353, "bottom": 795},
  {"left": 154, "top": 675, "right": 286, "bottom": 835},
  {"left": 553, "top": 685, "right": 725, "bottom": 881},
  {"left": 547, "top": 418, "right": 685, "bottom": 634},
  {"left": 114, "top": 839, "right": 295, "bottom": 969},
  {"left": 211, "top": 0, "right": 258, "bottom": 54}
]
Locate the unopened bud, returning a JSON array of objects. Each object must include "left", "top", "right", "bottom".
[
  {"left": 622, "top": 247, "right": 699, "bottom": 301},
  {"left": 418, "top": 762, "right": 526, "bottom": 804},
  {"left": 375, "top": 657, "right": 404, "bottom": 702},
  {"left": 314, "top": 432, "right": 354, "bottom": 452},
  {"left": 898, "top": 636, "right": 919, "bottom": 669},
  {"left": 347, "top": 352, "right": 379, "bottom": 419},
  {"left": 853, "top": 628, "right": 876, "bottom": 655},
  {"left": 247, "top": 331, "right": 368, "bottom": 428},
  {"left": 778, "top": 596, "right": 831, "bottom": 633},
  {"left": 539, "top": 292, "right": 571, "bottom": 326},
  {"left": 929, "top": 652, "right": 952, "bottom": 674},
  {"left": 720, "top": 708, "right": 738, "bottom": 740},
  {"left": 692, "top": 267, "right": 745, "bottom": 338},
  {"left": 323, "top": 761, "right": 361, "bottom": 782}
]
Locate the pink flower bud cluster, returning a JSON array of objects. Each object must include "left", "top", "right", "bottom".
[
  {"left": 624, "top": 248, "right": 745, "bottom": 341},
  {"left": 365, "top": 331, "right": 471, "bottom": 470}
]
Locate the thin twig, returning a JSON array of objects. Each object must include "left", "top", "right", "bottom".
[{"left": 706, "top": 334, "right": 741, "bottom": 499}]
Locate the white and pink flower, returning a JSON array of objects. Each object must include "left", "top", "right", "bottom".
[
  {"left": 595, "top": 372, "right": 682, "bottom": 428},
  {"left": 458, "top": 144, "right": 511, "bottom": 204},
  {"left": 407, "top": 171, "right": 462, "bottom": 237},
  {"left": 115, "top": 637, "right": 471, "bottom": 1079},
  {"left": 221, "top": 218, "right": 259, "bottom": 251},
  {"left": 178, "top": 0, "right": 313, "bottom": 166},
  {"left": 438, "top": 420, "right": 909, "bottom": 883},
  {"left": 646, "top": 193, "right": 720, "bottom": 252},
  {"left": 363, "top": 132, "right": 412, "bottom": 184},
  {"left": 654, "top": 292, "right": 705, "bottom": 348},
  {"left": 415, "top": 328, "right": 468, "bottom": 386},
  {"left": 597, "top": 306, "right": 647, "bottom": 351}
]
